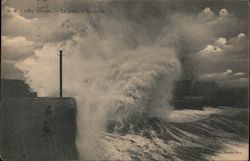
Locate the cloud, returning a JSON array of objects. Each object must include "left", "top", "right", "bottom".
[
  {"left": 1, "top": 3, "right": 248, "bottom": 83},
  {"left": 196, "top": 30, "right": 248, "bottom": 78},
  {"left": 2, "top": 6, "right": 75, "bottom": 43},
  {"left": 223, "top": 69, "right": 233, "bottom": 76},
  {"left": 229, "top": 33, "right": 246, "bottom": 43},
  {"left": 234, "top": 72, "right": 245, "bottom": 76},
  {"left": 199, "top": 45, "right": 223, "bottom": 55},
  {"left": 199, "top": 69, "right": 249, "bottom": 87},
  {"left": 2, "top": 36, "right": 41, "bottom": 61},
  {"left": 200, "top": 69, "right": 245, "bottom": 81},
  {"left": 2, "top": 0, "right": 7, "bottom": 4},
  {"left": 200, "top": 8, "right": 229, "bottom": 18},
  {"left": 2, "top": 36, "right": 37, "bottom": 48},
  {"left": 200, "top": 7, "right": 214, "bottom": 17},
  {"left": 237, "top": 33, "right": 245, "bottom": 40},
  {"left": 161, "top": 6, "right": 246, "bottom": 55},
  {"left": 199, "top": 37, "right": 229, "bottom": 56},
  {"left": 199, "top": 32, "right": 247, "bottom": 56},
  {"left": 214, "top": 37, "right": 227, "bottom": 48},
  {"left": 2, "top": 7, "right": 39, "bottom": 40},
  {"left": 219, "top": 9, "right": 229, "bottom": 17}
]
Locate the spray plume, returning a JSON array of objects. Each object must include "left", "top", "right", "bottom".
[{"left": 16, "top": 7, "right": 181, "bottom": 160}]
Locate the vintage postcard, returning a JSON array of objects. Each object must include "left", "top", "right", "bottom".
[{"left": 1, "top": 0, "right": 249, "bottom": 160}]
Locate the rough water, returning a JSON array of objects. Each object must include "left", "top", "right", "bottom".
[{"left": 101, "top": 107, "right": 249, "bottom": 161}]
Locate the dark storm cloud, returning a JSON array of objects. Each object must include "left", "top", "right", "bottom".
[
  {"left": 195, "top": 32, "right": 248, "bottom": 78},
  {"left": 3, "top": 0, "right": 248, "bottom": 38},
  {"left": 2, "top": 0, "right": 248, "bottom": 43},
  {"left": 1, "top": 0, "right": 249, "bottom": 85}
]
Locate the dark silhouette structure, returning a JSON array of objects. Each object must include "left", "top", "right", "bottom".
[
  {"left": 171, "top": 80, "right": 248, "bottom": 109},
  {"left": 59, "top": 49, "right": 63, "bottom": 98},
  {"left": 1, "top": 79, "right": 37, "bottom": 98},
  {"left": 1, "top": 79, "right": 79, "bottom": 160}
]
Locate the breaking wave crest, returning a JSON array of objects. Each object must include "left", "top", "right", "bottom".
[{"left": 101, "top": 107, "right": 249, "bottom": 161}]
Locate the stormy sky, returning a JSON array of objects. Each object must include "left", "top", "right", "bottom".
[{"left": 1, "top": 0, "right": 249, "bottom": 87}]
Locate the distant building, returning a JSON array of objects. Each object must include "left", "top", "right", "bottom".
[
  {"left": 173, "top": 80, "right": 193, "bottom": 97},
  {"left": 171, "top": 79, "right": 249, "bottom": 108},
  {"left": 192, "top": 81, "right": 218, "bottom": 98},
  {"left": 173, "top": 80, "right": 218, "bottom": 98}
]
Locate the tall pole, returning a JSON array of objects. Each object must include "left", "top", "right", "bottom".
[{"left": 59, "top": 49, "right": 63, "bottom": 98}]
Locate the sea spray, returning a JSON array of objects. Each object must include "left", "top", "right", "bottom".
[{"left": 16, "top": 14, "right": 181, "bottom": 160}]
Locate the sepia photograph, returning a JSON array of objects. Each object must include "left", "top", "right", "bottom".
[{"left": 1, "top": 0, "right": 249, "bottom": 160}]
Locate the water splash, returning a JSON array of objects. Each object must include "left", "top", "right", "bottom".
[{"left": 16, "top": 12, "right": 181, "bottom": 160}]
